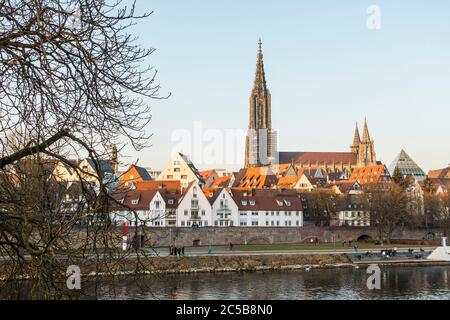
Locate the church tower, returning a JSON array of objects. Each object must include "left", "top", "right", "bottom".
[
  {"left": 245, "top": 39, "right": 277, "bottom": 167},
  {"left": 357, "top": 119, "right": 377, "bottom": 167},
  {"left": 350, "top": 123, "right": 361, "bottom": 154}
]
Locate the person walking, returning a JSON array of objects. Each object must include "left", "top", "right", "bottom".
[{"left": 181, "top": 247, "right": 185, "bottom": 256}]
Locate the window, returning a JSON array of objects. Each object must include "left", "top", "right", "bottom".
[
  {"left": 131, "top": 199, "right": 138, "bottom": 205},
  {"left": 249, "top": 200, "right": 256, "bottom": 206},
  {"left": 266, "top": 211, "right": 269, "bottom": 216},
  {"left": 240, "top": 211, "right": 247, "bottom": 216},
  {"left": 204, "top": 221, "right": 208, "bottom": 226},
  {"left": 174, "top": 168, "right": 181, "bottom": 172},
  {"left": 252, "top": 221, "right": 258, "bottom": 226},
  {"left": 276, "top": 200, "right": 283, "bottom": 206},
  {"left": 202, "top": 210, "right": 206, "bottom": 216},
  {"left": 276, "top": 211, "right": 280, "bottom": 216},
  {"left": 167, "top": 175, "right": 174, "bottom": 179},
  {"left": 271, "top": 211, "right": 274, "bottom": 216},
  {"left": 271, "top": 221, "right": 274, "bottom": 226},
  {"left": 241, "top": 200, "right": 248, "bottom": 206},
  {"left": 184, "top": 210, "right": 188, "bottom": 216},
  {"left": 284, "top": 200, "right": 291, "bottom": 207},
  {"left": 168, "top": 199, "right": 174, "bottom": 205},
  {"left": 296, "top": 221, "right": 300, "bottom": 226},
  {"left": 155, "top": 201, "right": 160, "bottom": 209},
  {"left": 240, "top": 221, "right": 247, "bottom": 226},
  {"left": 252, "top": 212, "right": 258, "bottom": 216},
  {"left": 285, "top": 221, "right": 288, "bottom": 226},
  {"left": 181, "top": 175, "right": 187, "bottom": 179},
  {"left": 276, "top": 221, "right": 280, "bottom": 226},
  {"left": 296, "top": 211, "right": 299, "bottom": 216},
  {"left": 266, "top": 221, "right": 269, "bottom": 226},
  {"left": 181, "top": 221, "right": 185, "bottom": 226}
]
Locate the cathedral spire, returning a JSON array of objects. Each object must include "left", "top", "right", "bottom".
[
  {"left": 353, "top": 122, "right": 361, "bottom": 146},
  {"left": 252, "top": 38, "right": 268, "bottom": 95},
  {"left": 362, "top": 118, "right": 371, "bottom": 143}
]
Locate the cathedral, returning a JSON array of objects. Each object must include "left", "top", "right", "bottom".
[
  {"left": 244, "top": 40, "right": 377, "bottom": 173},
  {"left": 244, "top": 39, "right": 278, "bottom": 168}
]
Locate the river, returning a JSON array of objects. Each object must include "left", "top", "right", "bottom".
[{"left": 95, "top": 265, "right": 450, "bottom": 300}]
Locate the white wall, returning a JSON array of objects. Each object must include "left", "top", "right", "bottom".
[
  {"left": 177, "top": 182, "right": 212, "bottom": 227},
  {"left": 238, "top": 209, "right": 303, "bottom": 227},
  {"left": 211, "top": 189, "right": 239, "bottom": 227}
]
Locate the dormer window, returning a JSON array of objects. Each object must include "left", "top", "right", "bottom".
[
  {"left": 168, "top": 199, "right": 174, "bottom": 205},
  {"left": 249, "top": 200, "right": 255, "bottom": 206},
  {"left": 276, "top": 200, "right": 283, "bottom": 206},
  {"left": 284, "top": 200, "right": 291, "bottom": 207},
  {"left": 241, "top": 200, "right": 248, "bottom": 206},
  {"left": 131, "top": 199, "right": 139, "bottom": 205}
]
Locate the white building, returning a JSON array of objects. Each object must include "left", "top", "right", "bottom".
[
  {"left": 232, "top": 190, "right": 303, "bottom": 227},
  {"left": 111, "top": 189, "right": 179, "bottom": 227},
  {"left": 158, "top": 153, "right": 205, "bottom": 188},
  {"left": 208, "top": 188, "right": 239, "bottom": 227},
  {"left": 176, "top": 181, "right": 212, "bottom": 227},
  {"left": 337, "top": 195, "right": 370, "bottom": 227}
]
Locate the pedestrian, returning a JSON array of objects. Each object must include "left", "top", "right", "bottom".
[
  {"left": 169, "top": 245, "right": 173, "bottom": 256},
  {"left": 229, "top": 243, "right": 233, "bottom": 251},
  {"left": 182, "top": 247, "right": 185, "bottom": 256},
  {"left": 178, "top": 247, "right": 182, "bottom": 257},
  {"left": 342, "top": 240, "right": 345, "bottom": 247},
  {"left": 354, "top": 244, "right": 358, "bottom": 252}
]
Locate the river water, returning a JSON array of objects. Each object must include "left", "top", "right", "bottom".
[{"left": 97, "top": 265, "right": 450, "bottom": 300}]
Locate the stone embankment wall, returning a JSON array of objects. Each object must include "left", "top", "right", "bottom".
[
  {"left": 140, "top": 226, "right": 440, "bottom": 247},
  {"left": 65, "top": 226, "right": 440, "bottom": 249}
]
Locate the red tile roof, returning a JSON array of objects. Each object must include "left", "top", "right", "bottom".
[
  {"left": 231, "top": 189, "right": 303, "bottom": 211},
  {"left": 349, "top": 165, "right": 391, "bottom": 185}
]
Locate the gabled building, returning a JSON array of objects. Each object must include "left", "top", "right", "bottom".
[
  {"left": 199, "top": 170, "right": 219, "bottom": 188},
  {"left": 428, "top": 165, "right": 450, "bottom": 187},
  {"left": 271, "top": 163, "right": 297, "bottom": 179},
  {"left": 157, "top": 153, "right": 205, "bottom": 188},
  {"left": 389, "top": 149, "right": 426, "bottom": 182},
  {"left": 119, "top": 164, "right": 153, "bottom": 188},
  {"left": 329, "top": 180, "right": 363, "bottom": 195},
  {"left": 208, "top": 188, "right": 239, "bottom": 227},
  {"left": 111, "top": 189, "right": 181, "bottom": 227},
  {"left": 176, "top": 181, "right": 212, "bottom": 227}
]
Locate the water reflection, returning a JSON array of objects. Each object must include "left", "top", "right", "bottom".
[
  {"left": 2, "top": 265, "right": 449, "bottom": 300},
  {"left": 96, "top": 265, "right": 450, "bottom": 300}
]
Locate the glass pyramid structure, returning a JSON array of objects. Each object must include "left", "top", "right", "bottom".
[{"left": 389, "top": 149, "right": 426, "bottom": 182}]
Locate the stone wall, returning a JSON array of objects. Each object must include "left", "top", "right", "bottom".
[{"left": 138, "top": 226, "right": 440, "bottom": 247}]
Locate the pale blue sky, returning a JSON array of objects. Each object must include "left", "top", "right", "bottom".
[{"left": 123, "top": 0, "right": 450, "bottom": 172}]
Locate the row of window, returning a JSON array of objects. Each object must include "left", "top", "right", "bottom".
[
  {"left": 239, "top": 220, "right": 301, "bottom": 227},
  {"left": 239, "top": 211, "right": 301, "bottom": 217}
]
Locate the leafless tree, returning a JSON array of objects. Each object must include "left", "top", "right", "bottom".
[
  {"left": 364, "top": 183, "right": 409, "bottom": 244},
  {"left": 0, "top": 0, "right": 166, "bottom": 299}
]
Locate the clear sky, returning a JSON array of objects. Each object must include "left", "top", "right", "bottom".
[{"left": 123, "top": 0, "right": 450, "bottom": 173}]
